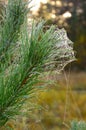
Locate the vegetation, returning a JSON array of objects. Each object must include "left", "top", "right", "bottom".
[
  {"left": 70, "top": 121, "right": 86, "bottom": 130},
  {"left": 0, "top": 0, "right": 76, "bottom": 129},
  {"left": 33, "top": 0, "right": 86, "bottom": 70},
  {"left": 0, "top": 0, "right": 86, "bottom": 130},
  {"left": 1, "top": 72, "right": 86, "bottom": 130}
]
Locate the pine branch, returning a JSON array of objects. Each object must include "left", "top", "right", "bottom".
[
  {"left": 0, "top": 0, "right": 75, "bottom": 127},
  {"left": 70, "top": 121, "right": 86, "bottom": 130},
  {"left": 0, "top": 0, "right": 29, "bottom": 66}
]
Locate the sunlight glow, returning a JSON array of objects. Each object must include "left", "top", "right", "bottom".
[
  {"left": 62, "top": 11, "right": 72, "bottom": 18},
  {"left": 56, "top": 1, "right": 62, "bottom": 7},
  {"left": 29, "top": 0, "right": 47, "bottom": 12},
  {"left": 41, "top": 0, "right": 47, "bottom": 4},
  {"left": 29, "top": 0, "right": 40, "bottom": 12},
  {"left": 51, "top": 14, "right": 56, "bottom": 19}
]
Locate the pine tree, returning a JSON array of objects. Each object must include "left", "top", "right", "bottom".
[
  {"left": 70, "top": 121, "right": 86, "bottom": 130},
  {"left": 0, "top": 0, "right": 75, "bottom": 127}
]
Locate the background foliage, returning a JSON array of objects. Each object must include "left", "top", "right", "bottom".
[{"left": 30, "top": 0, "right": 86, "bottom": 70}]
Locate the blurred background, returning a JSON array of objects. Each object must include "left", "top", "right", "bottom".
[
  {"left": 29, "top": 0, "right": 86, "bottom": 71},
  {"left": 0, "top": 0, "right": 86, "bottom": 130},
  {"left": 28, "top": 1, "right": 86, "bottom": 130}
]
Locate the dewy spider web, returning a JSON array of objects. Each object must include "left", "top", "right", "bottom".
[
  {"left": 62, "top": 64, "right": 83, "bottom": 129},
  {"left": 44, "top": 28, "right": 75, "bottom": 72}
]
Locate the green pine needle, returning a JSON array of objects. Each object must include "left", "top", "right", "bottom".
[
  {"left": 70, "top": 120, "right": 86, "bottom": 130},
  {"left": 0, "top": 0, "right": 75, "bottom": 127}
]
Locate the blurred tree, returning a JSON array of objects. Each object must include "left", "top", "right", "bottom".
[{"left": 67, "top": 0, "right": 86, "bottom": 70}]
